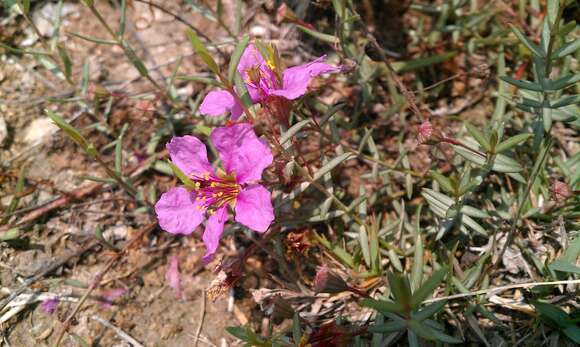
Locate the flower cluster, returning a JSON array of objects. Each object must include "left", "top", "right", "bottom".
[{"left": 155, "top": 43, "right": 339, "bottom": 261}]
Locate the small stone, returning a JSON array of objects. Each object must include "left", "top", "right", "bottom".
[
  {"left": 250, "top": 25, "right": 268, "bottom": 38},
  {"left": 23, "top": 118, "right": 58, "bottom": 146},
  {"left": 0, "top": 117, "right": 7, "bottom": 146}
]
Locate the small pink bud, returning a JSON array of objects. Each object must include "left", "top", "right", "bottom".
[
  {"left": 418, "top": 120, "right": 444, "bottom": 145},
  {"left": 552, "top": 180, "right": 572, "bottom": 202},
  {"left": 314, "top": 266, "right": 348, "bottom": 294},
  {"left": 419, "top": 121, "right": 433, "bottom": 141}
]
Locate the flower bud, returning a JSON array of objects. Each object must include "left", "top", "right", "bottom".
[
  {"left": 552, "top": 180, "right": 572, "bottom": 203},
  {"left": 417, "top": 121, "right": 443, "bottom": 145},
  {"left": 314, "top": 266, "right": 349, "bottom": 294},
  {"left": 276, "top": 3, "right": 298, "bottom": 24}
]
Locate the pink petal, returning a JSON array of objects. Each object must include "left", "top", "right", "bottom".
[
  {"left": 271, "top": 56, "right": 340, "bottom": 100},
  {"left": 202, "top": 206, "right": 228, "bottom": 263},
  {"left": 41, "top": 298, "right": 59, "bottom": 314},
  {"left": 155, "top": 187, "right": 205, "bottom": 235},
  {"left": 100, "top": 288, "right": 127, "bottom": 309},
  {"left": 230, "top": 99, "right": 244, "bottom": 121},
  {"left": 167, "top": 136, "right": 214, "bottom": 177},
  {"left": 234, "top": 184, "right": 274, "bottom": 232},
  {"left": 200, "top": 90, "right": 235, "bottom": 116},
  {"left": 237, "top": 44, "right": 266, "bottom": 79},
  {"left": 166, "top": 255, "right": 182, "bottom": 299},
  {"left": 210, "top": 123, "right": 273, "bottom": 184}
]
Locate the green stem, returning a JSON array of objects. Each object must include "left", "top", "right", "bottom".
[
  {"left": 493, "top": 3, "right": 562, "bottom": 267},
  {"left": 495, "top": 137, "right": 552, "bottom": 263}
]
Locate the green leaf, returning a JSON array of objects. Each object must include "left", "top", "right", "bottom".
[
  {"left": 359, "top": 226, "right": 371, "bottom": 268},
  {"left": 461, "top": 205, "right": 490, "bottom": 219},
  {"left": 547, "top": 0, "right": 559, "bottom": 27},
  {"left": 551, "top": 95, "right": 580, "bottom": 108},
  {"left": 186, "top": 29, "right": 220, "bottom": 75},
  {"left": 509, "top": 24, "right": 544, "bottom": 57},
  {"left": 360, "top": 298, "right": 406, "bottom": 315},
  {"left": 543, "top": 107, "right": 553, "bottom": 132},
  {"left": 227, "top": 35, "right": 250, "bottom": 83},
  {"left": 388, "top": 272, "right": 412, "bottom": 308},
  {"left": 56, "top": 45, "right": 72, "bottom": 81},
  {"left": 0, "top": 228, "right": 20, "bottom": 241},
  {"left": 186, "top": 0, "right": 216, "bottom": 21},
  {"left": 410, "top": 266, "right": 448, "bottom": 308},
  {"left": 465, "top": 122, "right": 491, "bottom": 151},
  {"left": 319, "top": 103, "right": 347, "bottom": 127},
  {"left": 453, "top": 145, "right": 486, "bottom": 166},
  {"left": 408, "top": 320, "right": 462, "bottom": 343},
  {"left": 408, "top": 330, "right": 420, "bottom": 347},
  {"left": 118, "top": 0, "right": 127, "bottom": 37},
  {"left": 280, "top": 119, "right": 312, "bottom": 146},
  {"left": 368, "top": 319, "right": 407, "bottom": 333},
  {"left": 495, "top": 133, "right": 532, "bottom": 153},
  {"left": 548, "top": 260, "right": 580, "bottom": 275},
  {"left": 81, "top": 58, "right": 91, "bottom": 96},
  {"left": 67, "top": 31, "right": 118, "bottom": 45},
  {"left": 0, "top": 42, "right": 52, "bottom": 56},
  {"left": 412, "top": 300, "right": 447, "bottom": 321},
  {"left": 18, "top": 0, "right": 30, "bottom": 14},
  {"left": 422, "top": 188, "right": 454, "bottom": 214},
  {"left": 500, "top": 76, "right": 544, "bottom": 92},
  {"left": 546, "top": 74, "right": 580, "bottom": 91},
  {"left": 424, "top": 323, "right": 463, "bottom": 344},
  {"left": 552, "top": 39, "right": 580, "bottom": 59},
  {"left": 492, "top": 153, "right": 524, "bottom": 173},
  {"left": 296, "top": 25, "right": 338, "bottom": 43},
  {"left": 2, "top": 163, "right": 27, "bottom": 221},
  {"left": 114, "top": 124, "right": 128, "bottom": 175},
  {"left": 225, "top": 326, "right": 250, "bottom": 341},
  {"left": 430, "top": 171, "right": 456, "bottom": 196},
  {"left": 121, "top": 40, "right": 148, "bottom": 76},
  {"left": 411, "top": 229, "right": 424, "bottom": 291},
  {"left": 45, "top": 110, "right": 90, "bottom": 150},
  {"left": 313, "top": 153, "right": 354, "bottom": 181},
  {"left": 558, "top": 237, "right": 580, "bottom": 266},
  {"left": 563, "top": 325, "right": 580, "bottom": 344},
  {"left": 532, "top": 301, "right": 571, "bottom": 328},
  {"left": 292, "top": 313, "right": 301, "bottom": 343}
]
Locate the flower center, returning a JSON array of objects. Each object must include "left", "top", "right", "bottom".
[
  {"left": 190, "top": 172, "right": 240, "bottom": 214},
  {"left": 245, "top": 66, "right": 262, "bottom": 85}
]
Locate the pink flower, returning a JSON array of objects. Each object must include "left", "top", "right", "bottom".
[
  {"left": 199, "top": 44, "right": 340, "bottom": 119},
  {"left": 155, "top": 123, "right": 275, "bottom": 262}
]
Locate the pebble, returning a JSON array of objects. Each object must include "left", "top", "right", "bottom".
[
  {"left": 23, "top": 118, "right": 58, "bottom": 146},
  {"left": 0, "top": 117, "right": 7, "bottom": 146}
]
